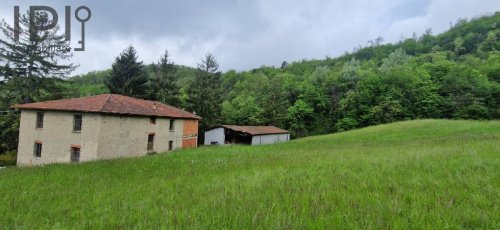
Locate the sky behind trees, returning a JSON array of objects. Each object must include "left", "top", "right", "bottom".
[{"left": 0, "top": 0, "right": 499, "bottom": 75}]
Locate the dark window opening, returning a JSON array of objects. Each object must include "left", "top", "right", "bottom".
[
  {"left": 33, "top": 143, "right": 42, "bottom": 158},
  {"left": 169, "top": 120, "right": 175, "bottom": 131},
  {"left": 150, "top": 117, "right": 156, "bottom": 124},
  {"left": 73, "top": 115, "right": 82, "bottom": 132},
  {"left": 36, "top": 112, "right": 44, "bottom": 129},
  {"left": 70, "top": 147, "right": 80, "bottom": 162},
  {"left": 168, "top": 141, "right": 173, "bottom": 151},
  {"left": 147, "top": 134, "right": 155, "bottom": 151}
]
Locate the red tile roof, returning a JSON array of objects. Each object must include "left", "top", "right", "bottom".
[
  {"left": 220, "top": 125, "right": 289, "bottom": 135},
  {"left": 12, "top": 94, "right": 200, "bottom": 119}
]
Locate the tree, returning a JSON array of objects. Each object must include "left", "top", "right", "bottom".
[
  {"left": 186, "top": 53, "right": 224, "bottom": 142},
  {"left": 287, "top": 99, "right": 314, "bottom": 137},
  {"left": 281, "top": 61, "right": 289, "bottom": 69},
  {"left": 340, "top": 58, "right": 362, "bottom": 89},
  {"left": 479, "top": 31, "right": 498, "bottom": 52},
  {"left": 259, "top": 75, "right": 289, "bottom": 127},
  {"left": 295, "top": 81, "right": 331, "bottom": 134},
  {"left": 222, "top": 95, "right": 264, "bottom": 125},
  {"left": 379, "top": 48, "right": 410, "bottom": 73},
  {"left": 374, "top": 36, "right": 384, "bottom": 46},
  {"left": 0, "top": 11, "right": 78, "bottom": 157},
  {"left": 453, "top": 37, "right": 466, "bottom": 55},
  {"left": 0, "top": 11, "right": 77, "bottom": 103},
  {"left": 439, "top": 65, "right": 493, "bottom": 119},
  {"left": 147, "top": 50, "right": 180, "bottom": 106},
  {"left": 105, "top": 46, "right": 148, "bottom": 98}
]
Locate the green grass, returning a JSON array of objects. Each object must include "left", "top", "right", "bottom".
[{"left": 0, "top": 120, "right": 499, "bottom": 229}]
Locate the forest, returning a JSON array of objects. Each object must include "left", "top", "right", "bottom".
[{"left": 1, "top": 12, "right": 499, "bottom": 164}]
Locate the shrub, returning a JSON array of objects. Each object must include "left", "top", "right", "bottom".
[{"left": 0, "top": 151, "right": 16, "bottom": 167}]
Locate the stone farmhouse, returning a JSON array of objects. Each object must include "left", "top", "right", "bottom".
[{"left": 12, "top": 94, "right": 200, "bottom": 166}]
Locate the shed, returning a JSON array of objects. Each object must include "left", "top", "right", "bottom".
[{"left": 204, "top": 125, "right": 290, "bottom": 146}]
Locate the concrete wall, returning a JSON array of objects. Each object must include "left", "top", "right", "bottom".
[
  {"left": 251, "top": 133, "right": 290, "bottom": 145},
  {"left": 96, "top": 115, "right": 184, "bottom": 160},
  {"left": 204, "top": 128, "right": 224, "bottom": 145},
  {"left": 16, "top": 110, "right": 101, "bottom": 166}
]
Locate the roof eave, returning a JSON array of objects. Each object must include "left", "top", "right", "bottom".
[{"left": 13, "top": 107, "right": 201, "bottom": 120}]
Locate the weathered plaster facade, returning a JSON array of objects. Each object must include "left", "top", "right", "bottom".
[{"left": 16, "top": 110, "right": 198, "bottom": 166}]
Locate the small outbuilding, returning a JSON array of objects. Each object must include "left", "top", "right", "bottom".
[{"left": 204, "top": 125, "right": 290, "bottom": 146}]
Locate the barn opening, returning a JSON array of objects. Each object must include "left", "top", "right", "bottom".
[
  {"left": 204, "top": 125, "right": 290, "bottom": 146},
  {"left": 224, "top": 129, "right": 252, "bottom": 145}
]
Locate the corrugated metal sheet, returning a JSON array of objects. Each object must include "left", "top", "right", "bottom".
[{"left": 218, "top": 125, "right": 289, "bottom": 135}]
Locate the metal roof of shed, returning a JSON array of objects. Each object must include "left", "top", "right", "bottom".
[{"left": 209, "top": 125, "right": 289, "bottom": 135}]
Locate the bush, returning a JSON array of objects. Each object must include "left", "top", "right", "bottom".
[{"left": 0, "top": 151, "right": 17, "bottom": 167}]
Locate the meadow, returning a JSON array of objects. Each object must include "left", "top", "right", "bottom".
[{"left": 0, "top": 120, "right": 498, "bottom": 229}]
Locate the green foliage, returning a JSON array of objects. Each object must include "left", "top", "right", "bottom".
[
  {"left": 1, "top": 12, "right": 499, "bottom": 156},
  {"left": 222, "top": 95, "right": 264, "bottom": 125},
  {"left": 69, "top": 70, "right": 111, "bottom": 96},
  {"left": 216, "top": 14, "right": 500, "bottom": 134},
  {"left": 146, "top": 50, "right": 180, "bottom": 106},
  {"left": 0, "top": 11, "right": 80, "bottom": 156},
  {"left": 439, "top": 65, "right": 493, "bottom": 118},
  {"left": 0, "top": 120, "right": 498, "bottom": 228},
  {"left": 0, "top": 150, "right": 16, "bottom": 166},
  {"left": 0, "top": 11, "right": 77, "bottom": 80},
  {"left": 0, "top": 112, "right": 19, "bottom": 154},
  {"left": 287, "top": 99, "right": 314, "bottom": 137},
  {"left": 51, "top": 13, "right": 498, "bottom": 140},
  {"left": 186, "top": 53, "right": 224, "bottom": 140},
  {"left": 259, "top": 75, "right": 289, "bottom": 127},
  {"left": 105, "top": 46, "right": 148, "bottom": 98},
  {"left": 379, "top": 48, "right": 410, "bottom": 73}
]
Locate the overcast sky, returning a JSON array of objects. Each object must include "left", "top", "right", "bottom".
[{"left": 1, "top": 0, "right": 499, "bottom": 75}]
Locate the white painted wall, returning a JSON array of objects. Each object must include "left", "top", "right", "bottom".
[
  {"left": 204, "top": 128, "right": 225, "bottom": 145},
  {"left": 251, "top": 133, "right": 290, "bottom": 145}
]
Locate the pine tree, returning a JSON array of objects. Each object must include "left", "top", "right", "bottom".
[
  {"left": 147, "top": 50, "right": 180, "bottom": 106},
  {"left": 0, "top": 11, "right": 77, "bottom": 103},
  {"left": 187, "top": 53, "right": 223, "bottom": 142},
  {"left": 106, "top": 46, "right": 148, "bottom": 98}
]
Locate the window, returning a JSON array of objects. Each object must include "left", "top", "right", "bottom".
[
  {"left": 73, "top": 115, "right": 82, "bottom": 132},
  {"left": 70, "top": 147, "right": 80, "bottom": 162},
  {"left": 169, "top": 141, "right": 173, "bottom": 151},
  {"left": 169, "top": 119, "right": 175, "bottom": 131},
  {"left": 147, "top": 134, "right": 155, "bottom": 151},
  {"left": 36, "top": 112, "right": 44, "bottom": 129},
  {"left": 150, "top": 117, "right": 156, "bottom": 124},
  {"left": 33, "top": 143, "right": 42, "bottom": 158}
]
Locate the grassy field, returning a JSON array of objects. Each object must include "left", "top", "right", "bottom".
[{"left": 0, "top": 120, "right": 498, "bottom": 229}]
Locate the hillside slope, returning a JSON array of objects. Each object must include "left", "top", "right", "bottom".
[{"left": 0, "top": 120, "right": 498, "bottom": 228}]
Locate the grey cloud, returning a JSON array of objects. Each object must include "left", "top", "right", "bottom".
[{"left": 0, "top": 0, "right": 499, "bottom": 75}]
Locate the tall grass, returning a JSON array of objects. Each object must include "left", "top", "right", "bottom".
[{"left": 0, "top": 120, "right": 498, "bottom": 229}]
